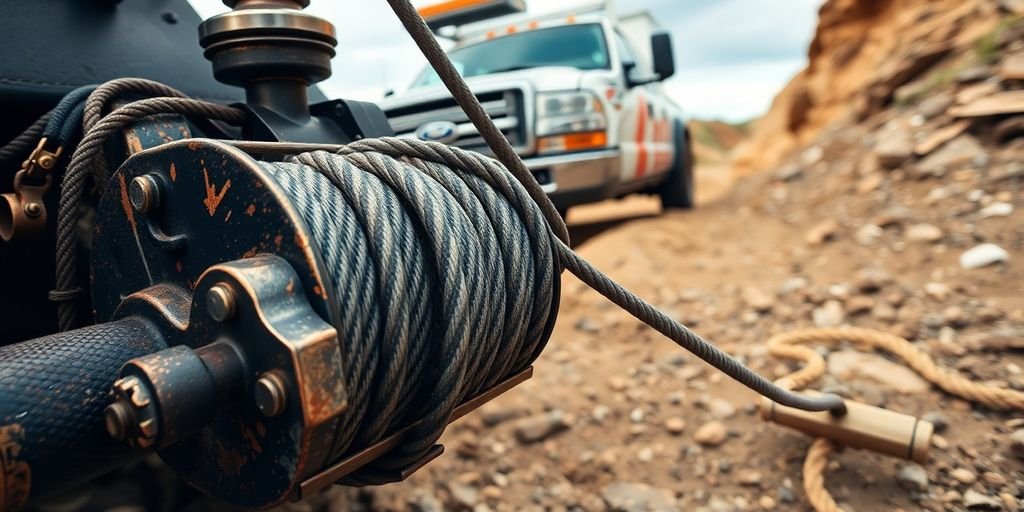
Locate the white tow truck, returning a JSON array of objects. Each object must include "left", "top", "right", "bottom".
[{"left": 381, "top": 0, "right": 694, "bottom": 215}]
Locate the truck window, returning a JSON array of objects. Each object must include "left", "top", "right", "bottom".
[
  {"left": 614, "top": 31, "right": 637, "bottom": 66},
  {"left": 412, "top": 24, "right": 610, "bottom": 89}
]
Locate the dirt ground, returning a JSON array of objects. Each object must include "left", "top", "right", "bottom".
[{"left": 344, "top": 146, "right": 1024, "bottom": 512}]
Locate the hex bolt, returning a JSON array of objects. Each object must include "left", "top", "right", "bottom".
[
  {"left": 128, "top": 174, "right": 161, "bottom": 213},
  {"left": 23, "top": 202, "right": 42, "bottom": 218},
  {"left": 254, "top": 372, "right": 288, "bottom": 417},
  {"left": 206, "top": 283, "right": 237, "bottom": 322}
]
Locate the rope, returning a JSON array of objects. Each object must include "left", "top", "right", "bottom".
[
  {"left": 767, "top": 327, "right": 1024, "bottom": 510},
  {"left": 52, "top": 96, "right": 246, "bottom": 330},
  {"left": 0, "top": 114, "right": 50, "bottom": 166}
]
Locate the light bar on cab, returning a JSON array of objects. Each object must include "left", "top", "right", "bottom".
[{"left": 419, "top": 0, "right": 527, "bottom": 32}]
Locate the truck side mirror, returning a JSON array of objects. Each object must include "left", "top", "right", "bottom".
[{"left": 651, "top": 32, "right": 675, "bottom": 81}]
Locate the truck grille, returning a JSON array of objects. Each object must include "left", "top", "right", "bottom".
[{"left": 386, "top": 89, "right": 528, "bottom": 156}]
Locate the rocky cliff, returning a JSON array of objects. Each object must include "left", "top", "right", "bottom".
[{"left": 734, "top": 0, "right": 1023, "bottom": 174}]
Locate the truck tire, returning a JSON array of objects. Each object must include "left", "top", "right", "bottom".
[{"left": 656, "top": 123, "right": 695, "bottom": 210}]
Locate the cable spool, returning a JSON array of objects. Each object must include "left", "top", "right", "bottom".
[{"left": 88, "top": 137, "right": 560, "bottom": 506}]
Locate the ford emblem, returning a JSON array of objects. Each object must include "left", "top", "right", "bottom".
[{"left": 416, "top": 121, "right": 459, "bottom": 144}]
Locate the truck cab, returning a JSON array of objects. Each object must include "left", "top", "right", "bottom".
[{"left": 381, "top": 0, "right": 694, "bottom": 215}]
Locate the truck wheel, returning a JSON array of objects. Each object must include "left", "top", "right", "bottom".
[{"left": 657, "top": 124, "right": 695, "bottom": 210}]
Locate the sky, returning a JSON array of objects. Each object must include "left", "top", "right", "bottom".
[{"left": 189, "top": 0, "right": 823, "bottom": 122}]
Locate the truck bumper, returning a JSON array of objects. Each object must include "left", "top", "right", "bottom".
[{"left": 522, "top": 150, "right": 620, "bottom": 210}]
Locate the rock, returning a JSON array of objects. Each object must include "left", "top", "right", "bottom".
[
  {"left": 960, "top": 243, "right": 1009, "bottom": 269},
  {"left": 907, "top": 223, "right": 944, "bottom": 243},
  {"left": 856, "top": 173, "right": 885, "bottom": 193},
  {"left": 950, "top": 468, "right": 977, "bottom": 485},
  {"left": 609, "top": 376, "right": 629, "bottom": 391},
  {"left": 778, "top": 486, "right": 795, "bottom": 503},
  {"left": 408, "top": 488, "right": 445, "bottom": 512},
  {"left": 854, "top": 267, "right": 891, "bottom": 293},
  {"left": 709, "top": 399, "right": 736, "bottom": 420},
  {"left": 915, "top": 121, "right": 969, "bottom": 156},
  {"left": 846, "top": 296, "right": 875, "bottom": 315},
  {"left": 957, "top": 82, "right": 999, "bottom": 105},
  {"left": 828, "top": 350, "right": 930, "bottom": 393},
  {"left": 897, "top": 464, "right": 929, "bottom": 491},
  {"left": 872, "top": 302, "right": 897, "bottom": 322},
  {"left": 664, "top": 417, "right": 686, "bottom": 435},
  {"left": 983, "top": 471, "right": 1007, "bottom": 486},
  {"left": 963, "top": 489, "right": 1002, "bottom": 510},
  {"left": 917, "top": 135, "right": 986, "bottom": 175},
  {"left": 1000, "top": 49, "right": 1024, "bottom": 81},
  {"left": 813, "top": 300, "right": 845, "bottom": 328},
  {"left": 875, "top": 128, "right": 915, "bottom": 169},
  {"left": 629, "top": 408, "right": 645, "bottom": 423},
  {"left": 693, "top": 421, "right": 728, "bottom": 447},
  {"left": 513, "top": 410, "right": 569, "bottom": 444},
  {"left": 805, "top": 219, "right": 839, "bottom": 246},
  {"left": 957, "top": 65, "right": 992, "bottom": 83},
  {"left": 737, "top": 469, "right": 762, "bottom": 486},
  {"left": 924, "top": 282, "right": 950, "bottom": 301},
  {"left": 873, "top": 205, "right": 914, "bottom": 227},
  {"left": 1010, "top": 429, "right": 1024, "bottom": 459},
  {"left": 445, "top": 481, "right": 480, "bottom": 509},
  {"left": 979, "top": 202, "right": 1013, "bottom": 218},
  {"left": 1000, "top": 0, "right": 1024, "bottom": 15},
  {"left": 601, "top": 482, "right": 677, "bottom": 512},
  {"left": 951, "top": 90, "right": 1024, "bottom": 118},
  {"left": 779, "top": 276, "right": 809, "bottom": 295},
  {"left": 943, "top": 306, "right": 968, "bottom": 327},
  {"left": 575, "top": 317, "right": 602, "bottom": 333},
  {"left": 922, "top": 411, "right": 949, "bottom": 432},
  {"left": 917, "top": 92, "right": 953, "bottom": 119},
  {"left": 741, "top": 287, "right": 774, "bottom": 313},
  {"left": 855, "top": 224, "right": 883, "bottom": 246},
  {"left": 636, "top": 446, "right": 654, "bottom": 462},
  {"left": 480, "top": 402, "right": 523, "bottom": 426},
  {"left": 758, "top": 496, "right": 776, "bottom": 510},
  {"left": 776, "top": 164, "right": 803, "bottom": 182}
]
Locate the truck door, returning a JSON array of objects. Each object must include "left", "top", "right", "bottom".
[{"left": 613, "top": 31, "right": 675, "bottom": 183}]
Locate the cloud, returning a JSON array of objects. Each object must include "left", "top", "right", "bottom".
[{"left": 187, "top": 0, "right": 820, "bottom": 120}]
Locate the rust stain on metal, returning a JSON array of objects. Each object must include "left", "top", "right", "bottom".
[
  {"left": 169, "top": 163, "right": 177, "bottom": 182},
  {"left": 202, "top": 168, "right": 231, "bottom": 217},
  {"left": 245, "top": 204, "right": 256, "bottom": 217},
  {"left": 116, "top": 174, "right": 138, "bottom": 232},
  {"left": 285, "top": 280, "right": 295, "bottom": 296},
  {"left": 240, "top": 423, "right": 263, "bottom": 455},
  {"left": 0, "top": 424, "right": 31, "bottom": 510},
  {"left": 214, "top": 440, "right": 247, "bottom": 477},
  {"left": 124, "top": 130, "right": 144, "bottom": 154},
  {"left": 242, "top": 247, "right": 258, "bottom": 259}
]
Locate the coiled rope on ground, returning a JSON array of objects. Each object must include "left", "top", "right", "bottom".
[{"left": 768, "top": 327, "right": 1024, "bottom": 512}]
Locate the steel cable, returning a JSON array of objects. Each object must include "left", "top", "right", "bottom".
[
  {"left": 52, "top": 96, "right": 246, "bottom": 330},
  {"left": 259, "top": 140, "right": 555, "bottom": 483}
]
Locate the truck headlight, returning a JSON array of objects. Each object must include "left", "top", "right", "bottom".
[{"left": 536, "top": 92, "right": 608, "bottom": 152}]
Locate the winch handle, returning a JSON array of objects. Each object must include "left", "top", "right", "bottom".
[{"left": 0, "top": 318, "right": 167, "bottom": 511}]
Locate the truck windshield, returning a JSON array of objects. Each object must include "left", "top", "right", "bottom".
[{"left": 412, "top": 24, "right": 609, "bottom": 89}]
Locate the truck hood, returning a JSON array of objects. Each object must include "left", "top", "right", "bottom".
[{"left": 380, "top": 66, "right": 586, "bottom": 110}]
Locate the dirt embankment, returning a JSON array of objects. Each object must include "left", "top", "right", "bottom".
[{"left": 733, "top": 0, "right": 1015, "bottom": 175}]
